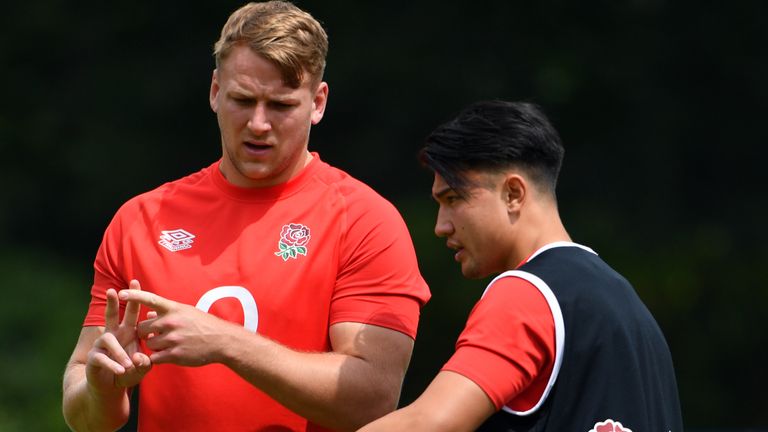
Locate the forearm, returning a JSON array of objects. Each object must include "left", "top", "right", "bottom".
[
  {"left": 62, "top": 362, "right": 130, "bottom": 432},
  {"left": 124, "top": 289, "right": 414, "bottom": 430},
  {"left": 357, "top": 405, "right": 439, "bottom": 432},
  {"left": 359, "top": 404, "right": 474, "bottom": 432},
  {"left": 358, "top": 371, "right": 498, "bottom": 432},
  {"left": 220, "top": 330, "right": 401, "bottom": 431}
]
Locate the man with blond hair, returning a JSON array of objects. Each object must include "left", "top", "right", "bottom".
[{"left": 62, "top": 2, "right": 430, "bottom": 431}]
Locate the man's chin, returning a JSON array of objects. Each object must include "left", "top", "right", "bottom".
[
  {"left": 461, "top": 261, "right": 498, "bottom": 280},
  {"left": 460, "top": 264, "right": 483, "bottom": 280}
]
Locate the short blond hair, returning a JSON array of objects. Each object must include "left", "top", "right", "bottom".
[{"left": 213, "top": 1, "right": 328, "bottom": 88}]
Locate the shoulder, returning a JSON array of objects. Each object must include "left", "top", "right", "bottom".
[
  {"left": 313, "top": 161, "right": 389, "bottom": 201},
  {"left": 312, "top": 161, "right": 405, "bottom": 223},
  {"left": 468, "top": 271, "right": 562, "bottom": 348},
  {"left": 111, "top": 164, "right": 214, "bottom": 221},
  {"left": 479, "top": 272, "right": 555, "bottom": 317}
]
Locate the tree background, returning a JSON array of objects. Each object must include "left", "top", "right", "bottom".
[{"left": 1, "top": 0, "right": 766, "bottom": 430}]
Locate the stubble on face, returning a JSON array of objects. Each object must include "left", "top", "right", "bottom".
[{"left": 211, "top": 45, "right": 325, "bottom": 188}]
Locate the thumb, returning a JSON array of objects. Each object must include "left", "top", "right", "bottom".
[{"left": 132, "top": 352, "right": 153, "bottom": 375}]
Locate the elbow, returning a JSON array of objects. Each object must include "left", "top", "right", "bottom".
[
  {"left": 370, "top": 390, "right": 401, "bottom": 419},
  {"left": 342, "top": 387, "right": 401, "bottom": 431}
]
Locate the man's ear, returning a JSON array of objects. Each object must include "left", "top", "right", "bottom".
[
  {"left": 504, "top": 174, "right": 526, "bottom": 213},
  {"left": 209, "top": 69, "right": 220, "bottom": 113},
  {"left": 310, "top": 81, "right": 329, "bottom": 125}
]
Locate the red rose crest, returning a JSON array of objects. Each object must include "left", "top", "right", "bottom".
[
  {"left": 275, "top": 223, "right": 311, "bottom": 261},
  {"left": 589, "top": 419, "right": 632, "bottom": 432}
]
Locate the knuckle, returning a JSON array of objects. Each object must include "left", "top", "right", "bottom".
[{"left": 99, "top": 332, "right": 115, "bottom": 345}]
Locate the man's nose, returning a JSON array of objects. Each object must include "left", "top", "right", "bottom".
[
  {"left": 247, "top": 104, "right": 271, "bottom": 133},
  {"left": 434, "top": 209, "right": 453, "bottom": 238}
]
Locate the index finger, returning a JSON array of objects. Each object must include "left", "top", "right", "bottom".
[{"left": 118, "top": 290, "right": 174, "bottom": 314}]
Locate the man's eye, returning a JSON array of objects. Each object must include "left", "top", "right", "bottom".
[
  {"left": 232, "top": 97, "right": 253, "bottom": 105},
  {"left": 271, "top": 101, "right": 293, "bottom": 110}
]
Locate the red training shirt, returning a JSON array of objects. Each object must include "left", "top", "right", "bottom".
[{"left": 84, "top": 154, "right": 430, "bottom": 431}]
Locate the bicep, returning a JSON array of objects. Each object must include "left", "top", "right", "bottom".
[
  {"left": 332, "top": 197, "right": 429, "bottom": 339},
  {"left": 329, "top": 321, "right": 414, "bottom": 403},
  {"left": 329, "top": 322, "right": 414, "bottom": 372}
]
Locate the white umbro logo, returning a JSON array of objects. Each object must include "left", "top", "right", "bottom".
[{"left": 158, "top": 229, "right": 196, "bottom": 252}]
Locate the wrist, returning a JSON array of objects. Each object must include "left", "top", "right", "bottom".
[
  {"left": 215, "top": 324, "right": 241, "bottom": 366},
  {"left": 85, "top": 376, "right": 126, "bottom": 403},
  {"left": 68, "top": 379, "right": 130, "bottom": 431},
  {"left": 217, "top": 324, "right": 266, "bottom": 368}
]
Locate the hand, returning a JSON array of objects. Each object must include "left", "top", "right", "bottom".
[
  {"left": 85, "top": 280, "right": 152, "bottom": 395},
  {"left": 119, "top": 290, "right": 240, "bottom": 366}
]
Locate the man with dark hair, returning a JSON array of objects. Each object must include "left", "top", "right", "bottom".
[
  {"left": 62, "top": 2, "right": 430, "bottom": 431},
  {"left": 359, "top": 100, "right": 683, "bottom": 431}
]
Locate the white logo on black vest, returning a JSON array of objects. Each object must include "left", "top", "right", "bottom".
[{"left": 158, "top": 229, "right": 196, "bottom": 252}]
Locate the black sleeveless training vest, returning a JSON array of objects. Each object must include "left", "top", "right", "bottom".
[{"left": 477, "top": 244, "right": 683, "bottom": 432}]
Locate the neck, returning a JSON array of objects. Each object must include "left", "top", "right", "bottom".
[{"left": 509, "top": 205, "right": 571, "bottom": 268}]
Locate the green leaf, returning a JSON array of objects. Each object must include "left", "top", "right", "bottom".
[
  {"left": 297, "top": 246, "right": 307, "bottom": 255},
  {"left": 279, "top": 242, "right": 287, "bottom": 251},
  {"left": 290, "top": 248, "right": 297, "bottom": 258}
]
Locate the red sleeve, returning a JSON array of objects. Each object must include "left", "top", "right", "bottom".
[
  {"left": 329, "top": 189, "right": 430, "bottom": 339},
  {"left": 83, "top": 205, "right": 132, "bottom": 327},
  {"left": 441, "top": 276, "right": 555, "bottom": 411}
]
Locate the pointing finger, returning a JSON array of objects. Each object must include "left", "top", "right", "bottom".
[{"left": 119, "top": 290, "right": 174, "bottom": 314}]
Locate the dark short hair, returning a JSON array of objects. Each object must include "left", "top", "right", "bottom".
[{"left": 420, "top": 100, "right": 565, "bottom": 197}]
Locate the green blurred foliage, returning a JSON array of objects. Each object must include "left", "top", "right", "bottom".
[
  {"left": 2, "top": 0, "right": 767, "bottom": 429},
  {"left": 0, "top": 249, "right": 90, "bottom": 431}
]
